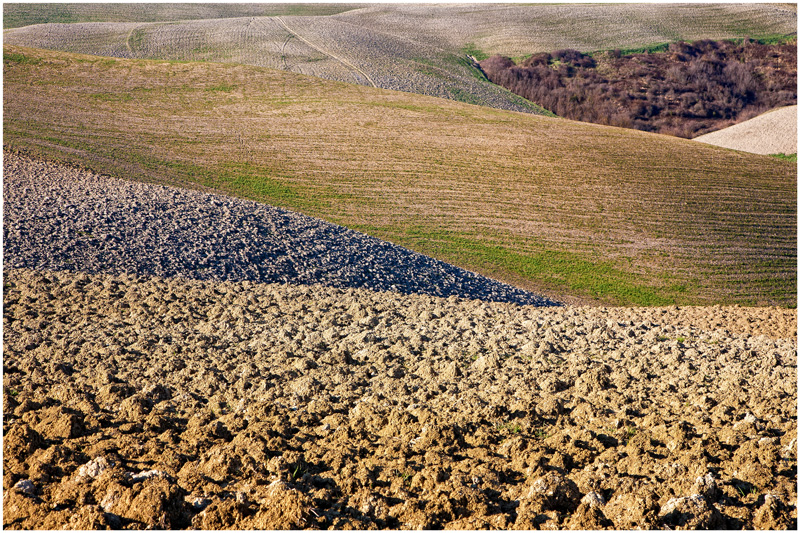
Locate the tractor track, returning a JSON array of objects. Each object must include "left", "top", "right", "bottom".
[{"left": 274, "top": 16, "right": 377, "bottom": 88}]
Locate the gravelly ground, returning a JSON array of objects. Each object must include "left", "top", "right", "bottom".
[{"left": 3, "top": 152, "right": 555, "bottom": 307}]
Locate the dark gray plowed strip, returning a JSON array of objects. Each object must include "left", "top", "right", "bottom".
[{"left": 3, "top": 152, "right": 559, "bottom": 306}]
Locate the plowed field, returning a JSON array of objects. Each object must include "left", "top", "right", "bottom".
[{"left": 3, "top": 268, "right": 796, "bottom": 529}]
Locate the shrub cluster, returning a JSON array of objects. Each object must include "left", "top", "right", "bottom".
[{"left": 479, "top": 39, "right": 797, "bottom": 138}]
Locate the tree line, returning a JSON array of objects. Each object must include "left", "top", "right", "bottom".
[{"left": 479, "top": 39, "right": 796, "bottom": 138}]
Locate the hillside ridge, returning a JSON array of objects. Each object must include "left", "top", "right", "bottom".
[
  {"left": 4, "top": 3, "right": 796, "bottom": 114},
  {"left": 3, "top": 45, "right": 796, "bottom": 306}
]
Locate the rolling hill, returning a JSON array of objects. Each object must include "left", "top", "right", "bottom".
[
  {"left": 3, "top": 45, "right": 796, "bottom": 306},
  {"left": 5, "top": 3, "right": 796, "bottom": 56},
  {"left": 3, "top": 3, "right": 796, "bottom": 114},
  {"left": 0, "top": 11, "right": 544, "bottom": 114},
  {"left": 331, "top": 3, "right": 797, "bottom": 57}
]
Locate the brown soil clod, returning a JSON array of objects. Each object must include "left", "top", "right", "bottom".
[{"left": 2, "top": 267, "right": 797, "bottom": 529}]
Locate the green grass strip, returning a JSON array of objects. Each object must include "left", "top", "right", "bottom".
[
  {"left": 770, "top": 153, "right": 797, "bottom": 163},
  {"left": 358, "top": 225, "right": 689, "bottom": 306}
]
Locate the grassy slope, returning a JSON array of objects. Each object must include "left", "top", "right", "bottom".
[{"left": 3, "top": 46, "right": 796, "bottom": 306}]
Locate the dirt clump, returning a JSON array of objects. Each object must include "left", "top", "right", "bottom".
[{"left": 3, "top": 268, "right": 796, "bottom": 529}]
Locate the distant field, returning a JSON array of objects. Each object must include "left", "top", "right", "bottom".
[
  {"left": 6, "top": 3, "right": 796, "bottom": 56},
  {"left": 4, "top": 46, "right": 796, "bottom": 306},
  {"left": 1, "top": 3, "right": 362, "bottom": 29},
  {"left": 1, "top": 14, "right": 543, "bottom": 114},
  {"left": 4, "top": 3, "right": 795, "bottom": 114},
  {"left": 330, "top": 3, "right": 797, "bottom": 57}
]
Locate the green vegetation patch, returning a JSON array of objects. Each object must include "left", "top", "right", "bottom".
[
  {"left": 396, "top": 227, "right": 688, "bottom": 306},
  {"left": 217, "top": 162, "right": 307, "bottom": 208},
  {"left": 447, "top": 87, "right": 484, "bottom": 106},
  {"left": 205, "top": 83, "right": 237, "bottom": 93},
  {"left": 129, "top": 28, "right": 146, "bottom": 50},
  {"left": 770, "top": 153, "right": 797, "bottom": 163},
  {"left": 589, "top": 34, "right": 797, "bottom": 57},
  {"left": 3, "top": 51, "right": 42, "bottom": 65},
  {"left": 462, "top": 43, "right": 489, "bottom": 61},
  {"left": 731, "top": 33, "right": 797, "bottom": 46},
  {"left": 592, "top": 42, "right": 671, "bottom": 57},
  {"left": 90, "top": 92, "right": 133, "bottom": 103}
]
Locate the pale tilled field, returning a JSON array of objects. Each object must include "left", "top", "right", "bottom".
[
  {"left": 695, "top": 105, "right": 798, "bottom": 156},
  {"left": 333, "top": 3, "right": 797, "bottom": 56},
  {"left": 5, "top": 3, "right": 796, "bottom": 57}
]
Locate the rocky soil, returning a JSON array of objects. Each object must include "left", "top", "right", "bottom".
[
  {"left": 3, "top": 152, "right": 553, "bottom": 307},
  {"left": 3, "top": 267, "right": 796, "bottom": 529}
]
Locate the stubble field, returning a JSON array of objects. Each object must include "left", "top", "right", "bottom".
[{"left": 3, "top": 45, "right": 796, "bottom": 306}]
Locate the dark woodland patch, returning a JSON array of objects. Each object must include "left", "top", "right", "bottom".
[{"left": 479, "top": 39, "right": 797, "bottom": 138}]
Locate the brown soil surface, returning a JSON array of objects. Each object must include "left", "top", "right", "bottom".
[
  {"left": 694, "top": 105, "right": 798, "bottom": 156},
  {"left": 3, "top": 268, "right": 797, "bottom": 529}
]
